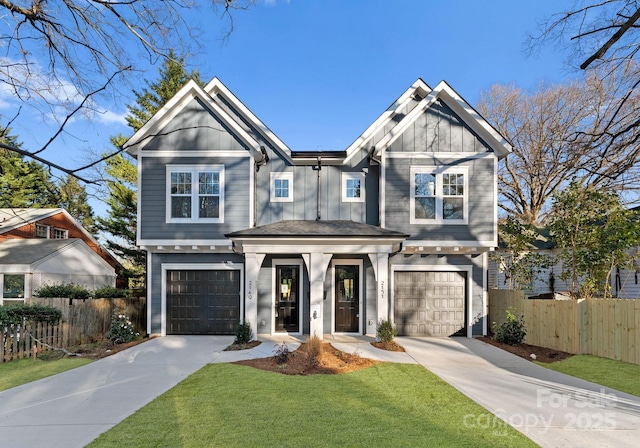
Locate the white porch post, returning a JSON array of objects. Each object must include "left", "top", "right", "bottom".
[
  {"left": 305, "top": 252, "right": 331, "bottom": 340},
  {"left": 244, "top": 253, "right": 265, "bottom": 340},
  {"left": 376, "top": 253, "right": 390, "bottom": 323}
]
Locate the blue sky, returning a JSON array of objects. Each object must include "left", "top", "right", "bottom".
[{"left": 2, "top": 0, "right": 573, "bottom": 214}]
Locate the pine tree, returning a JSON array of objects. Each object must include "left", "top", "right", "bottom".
[
  {"left": 96, "top": 52, "right": 202, "bottom": 288},
  {"left": 58, "top": 175, "right": 95, "bottom": 232}
]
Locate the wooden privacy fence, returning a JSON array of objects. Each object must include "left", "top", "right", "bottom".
[
  {"left": 1, "top": 297, "right": 146, "bottom": 363},
  {"left": 489, "top": 289, "right": 640, "bottom": 365}
]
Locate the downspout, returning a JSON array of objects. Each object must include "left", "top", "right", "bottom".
[
  {"left": 253, "top": 146, "right": 269, "bottom": 227},
  {"left": 316, "top": 156, "right": 322, "bottom": 221}
]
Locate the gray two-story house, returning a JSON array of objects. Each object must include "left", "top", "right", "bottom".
[{"left": 126, "top": 77, "right": 511, "bottom": 339}]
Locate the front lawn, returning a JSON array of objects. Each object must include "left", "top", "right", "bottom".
[
  {"left": 0, "top": 356, "right": 92, "bottom": 392},
  {"left": 538, "top": 355, "right": 640, "bottom": 397},
  {"left": 89, "top": 363, "right": 535, "bottom": 448}
]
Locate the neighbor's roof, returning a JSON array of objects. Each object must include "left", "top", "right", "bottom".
[
  {"left": 0, "top": 208, "right": 64, "bottom": 233},
  {"left": 226, "top": 220, "right": 408, "bottom": 239},
  {"left": 0, "top": 238, "right": 79, "bottom": 265}
]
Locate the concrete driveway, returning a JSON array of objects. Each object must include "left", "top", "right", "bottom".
[
  {"left": 398, "top": 337, "right": 640, "bottom": 448},
  {"left": 0, "top": 336, "right": 277, "bottom": 448}
]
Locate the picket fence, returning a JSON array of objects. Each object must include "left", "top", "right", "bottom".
[
  {"left": 1, "top": 297, "right": 146, "bottom": 363},
  {"left": 489, "top": 289, "right": 640, "bottom": 365}
]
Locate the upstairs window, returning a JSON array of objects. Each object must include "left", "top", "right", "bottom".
[
  {"left": 410, "top": 167, "right": 467, "bottom": 224},
  {"left": 35, "top": 224, "right": 50, "bottom": 238},
  {"left": 53, "top": 228, "right": 68, "bottom": 239},
  {"left": 270, "top": 172, "right": 293, "bottom": 202},
  {"left": 167, "top": 165, "right": 224, "bottom": 223},
  {"left": 342, "top": 173, "right": 365, "bottom": 202}
]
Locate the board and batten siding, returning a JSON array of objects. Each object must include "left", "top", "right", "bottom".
[
  {"left": 384, "top": 156, "right": 496, "bottom": 242},
  {"left": 139, "top": 156, "right": 251, "bottom": 240},
  {"left": 142, "top": 98, "right": 249, "bottom": 151}
]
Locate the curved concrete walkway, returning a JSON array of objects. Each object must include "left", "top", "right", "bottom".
[{"left": 1, "top": 335, "right": 639, "bottom": 447}]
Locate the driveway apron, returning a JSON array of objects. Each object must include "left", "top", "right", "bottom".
[
  {"left": 398, "top": 336, "right": 640, "bottom": 448},
  {"left": 0, "top": 336, "right": 270, "bottom": 448}
]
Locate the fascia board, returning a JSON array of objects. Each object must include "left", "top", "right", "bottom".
[
  {"left": 125, "top": 80, "right": 263, "bottom": 158},
  {"left": 206, "top": 77, "right": 294, "bottom": 164},
  {"left": 343, "top": 78, "right": 432, "bottom": 165}
]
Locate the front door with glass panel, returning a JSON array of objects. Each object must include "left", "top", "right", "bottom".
[
  {"left": 275, "top": 265, "right": 300, "bottom": 332},
  {"left": 335, "top": 265, "right": 359, "bottom": 333}
]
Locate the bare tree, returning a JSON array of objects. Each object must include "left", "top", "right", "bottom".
[
  {"left": 478, "top": 68, "right": 640, "bottom": 225},
  {"left": 0, "top": 0, "right": 255, "bottom": 178}
]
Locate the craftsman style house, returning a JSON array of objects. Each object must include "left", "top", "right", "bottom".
[{"left": 126, "top": 78, "right": 511, "bottom": 338}]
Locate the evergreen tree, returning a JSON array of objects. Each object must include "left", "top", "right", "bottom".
[
  {"left": 96, "top": 53, "right": 202, "bottom": 288},
  {"left": 0, "top": 125, "right": 60, "bottom": 208},
  {"left": 58, "top": 175, "right": 95, "bottom": 232}
]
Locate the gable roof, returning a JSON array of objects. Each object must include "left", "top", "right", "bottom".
[
  {"left": 370, "top": 80, "right": 512, "bottom": 159},
  {"left": 0, "top": 208, "right": 62, "bottom": 233},
  {"left": 0, "top": 238, "right": 77, "bottom": 265},
  {"left": 226, "top": 220, "right": 408, "bottom": 239}
]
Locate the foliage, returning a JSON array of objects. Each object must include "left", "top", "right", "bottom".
[
  {"left": 92, "top": 287, "right": 132, "bottom": 299},
  {"left": 492, "top": 307, "right": 526, "bottom": 345},
  {"left": 106, "top": 312, "right": 140, "bottom": 344},
  {"left": 233, "top": 321, "right": 253, "bottom": 345},
  {"left": 549, "top": 180, "right": 640, "bottom": 298},
  {"left": 0, "top": 303, "right": 62, "bottom": 326},
  {"left": 376, "top": 319, "right": 397, "bottom": 343},
  {"left": 492, "top": 216, "right": 554, "bottom": 290},
  {"left": 34, "top": 283, "right": 92, "bottom": 301},
  {"left": 306, "top": 335, "right": 322, "bottom": 363},
  {"left": 273, "top": 342, "right": 290, "bottom": 364},
  {"left": 57, "top": 175, "right": 95, "bottom": 233}
]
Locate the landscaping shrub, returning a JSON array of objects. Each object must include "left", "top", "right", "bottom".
[
  {"left": 273, "top": 342, "right": 290, "bottom": 364},
  {"left": 306, "top": 335, "right": 322, "bottom": 364},
  {"left": 92, "top": 286, "right": 132, "bottom": 299},
  {"left": 0, "top": 303, "right": 62, "bottom": 326},
  {"left": 492, "top": 307, "right": 526, "bottom": 345},
  {"left": 35, "top": 283, "right": 91, "bottom": 301},
  {"left": 234, "top": 321, "right": 253, "bottom": 344},
  {"left": 376, "top": 319, "right": 397, "bottom": 343},
  {"left": 106, "top": 312, "right": 140, "bottom": 344}
]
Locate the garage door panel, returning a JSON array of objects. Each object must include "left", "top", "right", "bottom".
[
  {"left": 167, "top": 269, "right": 240, "bottom": 335},
  {"left": 394, "top": 271, "right": 466, "bottom": 337}
]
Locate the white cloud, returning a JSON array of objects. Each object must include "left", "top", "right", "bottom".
[{"left": 94, "top": 109, "right": 127, "bottom": 126}]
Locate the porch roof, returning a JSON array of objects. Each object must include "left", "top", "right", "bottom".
[{"left": 226, "top": 220, "right": 408, "bottom": 239}]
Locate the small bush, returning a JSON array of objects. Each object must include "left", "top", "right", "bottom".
[
  {"left": 234, "top": 321, "right": 253, "bottom": 344},
  {"left": 35, "top": 283, "right": 91, "bottom": 300},
  {"left": 376, "top": 319, "right": 397, "bottom": 343},
  {"left": 306, "top": 335, "right": 322, "bottom": 363},
  {"left": 0, "top": 303, "right": 62, "bottom": 326},
  {"left": 106, "top": 311, "right": 140, "bottom": 344},
  {"left": 492, "top": 307, "right": 526, "bottom": 345},
  {"left": 273, "top": 342, "right": 290, "bottom": 364},
  {"left": 92, "top": 286, "right": 131, "bottom": 299}
]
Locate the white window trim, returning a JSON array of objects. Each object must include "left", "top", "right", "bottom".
[
  {"left": 52, "top": 227, "right": 68, "bottom": 239},
  {"left": 0, "top": 273, "right": 29, "bottom": 305},
  {"left": 342, "top": 172, "right": 365, "bottom": 203},
  {"left": 35, "top": 224, "right": 50, "bottom": 239},
  {"left": 270, "top": 172, "right": 294, "bottom": 202},
  {"left": 410, "top": 166, "right": 468, "bottom": 225},
  {"left": 166, "top": 165, "right": 225, "bottom": 223}
]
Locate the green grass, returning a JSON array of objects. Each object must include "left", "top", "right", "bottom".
[
  {"left": 0, "top": 356, "right": 92, "bottom": 392},
  {"left": 537, "top": 355, "right": 640, "bottom": 397},
  {"left": 89, "top": 363, "right": 535, "bottom": 448}
]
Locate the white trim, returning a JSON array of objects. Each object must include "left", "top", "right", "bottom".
[
  {"left": 139, "top": 239, "right": 232, "bottom": 248},
  {"left": 341, "top": 172, "right": 365, "bottom": 203},
  {"left": 160, "top": 262, "right": 244, "bottom": 337},
  {"left": 270, "top": 172, "right": 294, "bottom": 202},
  {"left": 147, "top": 251, "right": 152, "bottom": 335},
  {"left": 0, "top": 273, "right": 28, "bottom": 304},
  {"left": 482, "top": 252, "right": 488, "bottom": 336},
  {"left": 403, "top": 240, "right": 495, "bottom": 248},
  {"left": 249, "top": 156, "right": 255, "bottom": 228},
  {"left": 52, "top": 227, "right": 68, "bottom": 239},
  {"left": 410, "top": 166, "right": 468, "bottom": 225},
  {"left": 385, "top": 152, "right": 495, "bottom": 159},
  {"left": 139, "top": 150, "right": 250, "bottom": 158},
  {"left": 272, "top": 259, "right": 304, "bottom": 336},
  {"left": 390, "top": 264, "right": 474, "bottom": 338},
  {"left": 331, "top": 259, "right": 364, "bottom": 335},
  {"left": 380, "top": 149, "right": 386, "bottom": 228},
  {"left": 35, "top": 224, "right": 50, "bottom": 239},
  {"left": 137, "top": 157, "right": 142, "bottom": 245},
  {"left": 165, "top": 165, "right": 225, "bottom": 223}
]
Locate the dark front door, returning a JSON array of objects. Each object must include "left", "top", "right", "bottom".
[
  {"left": 275, "top": 265, "right": 300, "bottom": 332},
  {"left": 335, "top": 264, "right": 359, "bottom": 332}
]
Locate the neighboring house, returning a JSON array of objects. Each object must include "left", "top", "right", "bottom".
[
  {"left": 0, "top": 239, "right": 116, "bottom": 305},
  {"left": 126, "top": 77, "right": 512, "bottom": 338},
  {"left": 0, "top": 208, "right": 125, "bottom": 287}
]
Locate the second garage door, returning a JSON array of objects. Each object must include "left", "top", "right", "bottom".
[
  {"left": 394, "top": 271, "right": 466, "bottom": 336},
  {"left": 166, "top": 270, "right": 240, "bottom": 335}
]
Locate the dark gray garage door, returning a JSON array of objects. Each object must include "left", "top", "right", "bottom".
[
  {"left": 394, "top": 271, "right": 466, "bottom": 336},
  {"left": 167, "top": 270, "right": 240, "bottom": 335}
]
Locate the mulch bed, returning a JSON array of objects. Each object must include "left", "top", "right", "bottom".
[
  {"left": 371, "top": 341, "right": 406, "bottom": 352},
  {"left": 478, "top": 336, "right": 574, "bottom": 363},
  {"left": 224, "top": 341, "right": 262, "bottom": 351}
]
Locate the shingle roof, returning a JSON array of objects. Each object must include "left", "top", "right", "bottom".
[
  {"left": 0, "top": 208, "right": 62, "bottom": 234},
  {"left": 226, "top": 220, "right": 408, "bottom": 238},
  {"left": 0, "top": 238, "right": 77, "bottom": 265}
]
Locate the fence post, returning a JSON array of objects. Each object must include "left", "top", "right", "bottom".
[{"left": 577, "top": 299, "right": 588, "bottom": 355}]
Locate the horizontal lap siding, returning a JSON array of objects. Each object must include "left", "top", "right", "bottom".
[
  {"left": 140, "top": 156, "right": 250, "bottom": 240},
  {"left": 385, "top": 156, "right": 495, "bottom": 242}
]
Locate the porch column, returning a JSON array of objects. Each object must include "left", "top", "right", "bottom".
[
  {"left": 305, "top": 252, "right": 332, "bottom": 340},
  {"left": 376, "top": 253, "right": 390, "bottom": 323},
  {"left": 244, "top": 253, "right": 265, "bottom": 340}
]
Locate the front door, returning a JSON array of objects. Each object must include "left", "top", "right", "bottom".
[
  {"left": 275, "top": 265, "right": 300, "bottom": 332},
  {"left": 335, "top": 264, "right": 359, "bottom": 332}
]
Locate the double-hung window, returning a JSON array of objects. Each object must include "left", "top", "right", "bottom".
[
  {"left": 270, "top": 172, "right": 293, "bottom": 202},
  {"left": 410, "top": 166, "right": 467, "bottom": 224},
  {"left": 342, "top": 172, "right": 365, "bottom": 202},
  {"left": 167, "top": 165, "right": 224, "bottom": 223},
  {"left": 35, "top": 224, "right": 50, "bottom": 238},
  {"left": 53, "top": 228, "right": 68, "bottom": 239}
]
